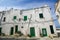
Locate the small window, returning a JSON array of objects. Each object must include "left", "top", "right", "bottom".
[
  {"left": 3, "top": 17, "right": 6, "bottom": 22},
  {"left": 39, "top": 13, "right": 43, "bottom": 18},
  {"left": 13, "top": 16, "right": 17, "bottom": 19},
  {"left": 19, "top": 18, "right": 21, "bottom": 21},
  {"left": 21, "top": 26, "right": 23, "bottom": 28},
  {"left": 24, "top": 16, "right": 27, "bottom": 21}
]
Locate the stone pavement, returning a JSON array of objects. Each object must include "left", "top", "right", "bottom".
[{"left": 0, "top": 37, "right": 60, "bottom": 40}]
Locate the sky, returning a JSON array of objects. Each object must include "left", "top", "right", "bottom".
[{"left": 0, "top": 0, "right": 60, "bottom": 28}]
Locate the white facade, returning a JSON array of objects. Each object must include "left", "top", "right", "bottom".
[
  {"left": 0, "top": 5, "right": 57, "bottom": 37},
  {"left": 1, "top": 9, "right": 21, "bottom": 35}
]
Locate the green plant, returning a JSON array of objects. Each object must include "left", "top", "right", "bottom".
[
  {"left": 16, "top": 31, "right": 23, "bottom": 36},
  {"left": 0, "top": 33, "right": 1, "bottom": 36},
  {"left": 40, "top": 33, "right": 43, "bottom": 37},
  {"left": 27, "top": 34, "right": 31, "bottom": 37},
  {"left": 2, "top": 33, "right": 5, "bottom": 36},
  {"left": 48, "top": 35, "right": 53, "bottom": 39}
]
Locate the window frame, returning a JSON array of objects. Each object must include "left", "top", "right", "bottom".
[
  {"left": 13, "top": 16, "right": 17, "bottom": 20},
  {"left": 39, "top": 13, "right": 44, "bottom": 18},
  {"left": 24, "top": 16, "right": 27, "bottom": 21}
]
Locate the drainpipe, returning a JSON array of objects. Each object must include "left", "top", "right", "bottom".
[
  {"left": 0, "top": 11, "right": 4, "bottom": 26},
  {"left": 28, "top": 14, "right": 32, "bottom": 28},
  {"left": 27, "top": 14, "right": 32, "bottom": 35}
]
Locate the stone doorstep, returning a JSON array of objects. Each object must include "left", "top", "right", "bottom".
[{"left": 53, "top": 34, "right": 58, "bottom": 38}]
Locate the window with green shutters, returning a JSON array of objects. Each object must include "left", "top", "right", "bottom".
[
  {"left": 42, "top": 28, "right": 47, "bottom": 36},
  {"left": 13, "top": 16, "right": 17, "bottom": 19},
  {"left": 24, "top": 16, "right": 27, "bottom": 21},
  {"left": 39, "top": 13, "right": 43, "bottom": 18}
]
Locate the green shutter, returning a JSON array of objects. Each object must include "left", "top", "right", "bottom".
[
  {"left": 13, "top": 16, "right": 17, "bottom": 19},
  {"left": 42, "top": 28, "right": 47, "bottom": 36},
  {"left": 30, "top": 27, "right": 35, "bottom": 37},
  {"left": 39, "top": 13, "right": 43, "bottom": 18},
  {"left": 24, "top": 16, "right": 27, "bottom": 21},
  {"left": 10, "top": 27, "right": 14, "bottom": 35},
  {"left": 15, "top": 25, "right": 18, "bottom": 33},
  {"left": 0, "top": 27, "right": 2, "bottom": 35}
]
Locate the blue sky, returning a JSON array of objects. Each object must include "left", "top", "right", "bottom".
[
  {"left": 0, "top": 0, "right": 57, "bottom": 8},
  {"left": 0, "top": 0, "right": 60, "bottom": 28}
]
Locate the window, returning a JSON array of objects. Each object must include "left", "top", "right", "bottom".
[
  {"left": 3, "top": 17, "right": 6, "bottom": 22},
  {"left": 24, "top": 16, "right": 27, "bottom": 21},
  {"left": 13, "top": 16, "right": 17, "bottom": 19},
  {"left": 21, "top": 26, "right": 23, "bottom": 28},
  {"left": 19, "top": 18, "right": 21, "bottom": 21},
  {"left": 50, "top": 25, "right": 54, "bottom": 34},
  {"left": 42, "top": 28, "right": 47, "bottom": 36},
  {"left": 39, "top": 13, "right": 43, "bottom": 18}
]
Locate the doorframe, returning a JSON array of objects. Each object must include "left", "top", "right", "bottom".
[
  {"left": 10, "top": 27, "right": 14, "bottom": 35},
  {"left": 30, "top": 27, "right": 35, "bottom": 37},
  {"left": 42, "top": 28, "right": 47, "bottom": 37}
]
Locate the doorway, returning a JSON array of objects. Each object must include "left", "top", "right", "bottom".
[{"left": 30, "top": 27, "right": 35, "bottom": 37}]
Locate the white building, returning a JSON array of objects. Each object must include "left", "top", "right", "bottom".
[
  {"left": 0, "top": 5, "right": 57, "bottom": 37},
  {"left": 55, "top": 0, "right": 60, "bottom": 24}
]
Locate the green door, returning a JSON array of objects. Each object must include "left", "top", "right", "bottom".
[
  {"left": 30, "top": 27, "right": 35, "bottom": 37},
  {"left": 10, "top": 27, "right": 14, "bottom": 35},
  {"left": 15, "top": 25, "right": 18, "bottom": 33},
  {"left": 42, "top": 28, "right": 47, "bottom": 36},
  {"left": 0, "top": 27, "right": 2, "bottom": 35}
]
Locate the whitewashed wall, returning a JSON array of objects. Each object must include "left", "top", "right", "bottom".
[
  {"left": 1, "top": 6, "right": 57, "bottom": 37},
  {"left": 21, "top": 6, "right": 57, "bottom": 37}
]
